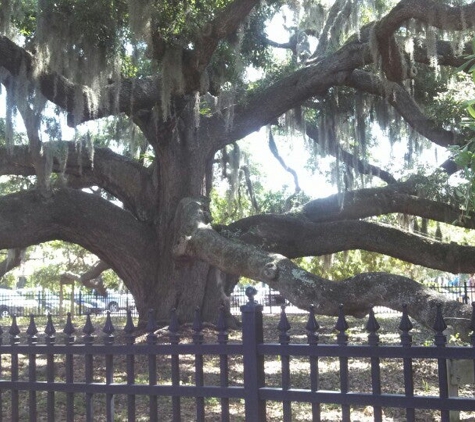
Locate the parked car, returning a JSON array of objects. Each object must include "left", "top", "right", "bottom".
[
  {"left": 99, "top": 291, "right": 135, "bottom": 312},
  {"left": 17, "top": 287, "right": 63, "bottom": 314},
  {"left": 230, "top": 286, "right": 287, "bottom": 307},
  {"left": 74, "top": 292, "right": 106, "bottom": 315},
  {"left": 0, "top": 288, "right": 39, "bottom": 317}
]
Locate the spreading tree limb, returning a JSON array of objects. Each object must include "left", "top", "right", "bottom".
[{"left": 173, "top": 197, "right": 472, "bottom": 337}]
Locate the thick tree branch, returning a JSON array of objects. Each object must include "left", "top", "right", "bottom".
[
  {"left": 208, "top": 41, "right": 372, "bottom": 150},
  {"left": 225, "top": 216, "right": 475, "bottom": 274},
  {"left": 0, "top": 144, "right": 157, "bottom": 221},
  {"left": 0, "top": 248, "right": 25, "bottom": 278},
  {"left": 0, "top": 36, "right": 162, "bottom": 126},
  {"left": 60, "top": 260, "right": 110, "bottom": 295},
  {"left": 344, "top": 70, "right": 460, "bottom": 147},
  {"left": 173, "top": 197, "right": 472, "bottom": 337},
  {"left": 191, "top": 0, "right": 260, "bottom": 75},
  {"left": 374, "top": 0, "right": 475, "bottom": 81},
  {"left": 0, "top": 188, "right": 155, "bottom": 285},
  {"left": 228, "top": 180, "right": 474, "bottom": 231}
]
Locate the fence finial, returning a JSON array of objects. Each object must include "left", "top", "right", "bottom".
[
  {"left": 83, "top": 313, "right": 95, "bottom": 345},
  {"left": 193, "top": 307, "right": 204, "bottom": 345},
  {"left": 102, "top": 311, "right": 115, "bottom": 345},
  {"left": 335, "top": 304, "right": 349, "bottom": 345},
  {"left": 433, "top": 303, "right": 447, "bottom": 347},
  {"left": 399, "top": 304, "right": 413, "bottom": 346},
  {"left": 146, "top": 309, "right": 158, "bottom": 345},
  {"left": 169, "top": 308, "right": 180, "bottom": 344},
  {"left": 366, "top": 308, "right": 380, "bottom": 346},
  {"left": 9, "top": 315, "right": 20, "bottom": 345},
  {"left": 45, "top": 313, "right": 56, "bottom": 345},
  {"left": 278, "top": 304, "right": 291, "bottom": 345},
  {"left": 124, "top": 310, "right": 135, "bottom": 345},
  {"left": 305, "top": 305, "right": 319, "bottom": 345},
  {"left": 27, "top": 314, "right": 38, "bottom": 345},
  {"left": 63, "top": 312, "right": 76, "bottom": 345},
  {"left": 245, "top": 286, "right": 258, "bottom": 304},
  {"left": 217, "top": 305, "right": 228, "bottom": 344}
]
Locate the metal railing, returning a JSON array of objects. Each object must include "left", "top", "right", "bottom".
[
  {"left": 0, "top": 291, "right": 473, "bottom": 421},
  {"left": 0, "top": 289, "right": 135, "bottom": 318}
]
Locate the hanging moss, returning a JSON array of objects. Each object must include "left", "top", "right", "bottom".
[
  {"left": 128, "top": 0, "right": 152, "bottom": 42},
  {"left": 160, "top": 46, "right": 185, "bottom": 121}
]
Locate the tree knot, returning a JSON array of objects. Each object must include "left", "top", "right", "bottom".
[{"left": 262, "top": 262, "right": 278, "bottom": 280}]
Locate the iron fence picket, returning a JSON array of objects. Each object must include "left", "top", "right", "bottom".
[
  {"left": 146, "top": 310, "right": 158, "bottom": 422},
  {"left": 400, "top": 305, "right": 415, "bottom": 422},
  {"left": 217, "top": 306, "right": 230, "bottom": 422},
  {"left": 278, "top": 305, "right": 292, "bottom": 422},
  {"left": 9, "top": 316, "right": 19, "bottom": 422},
  {"left": 169, "top": 309, "right": 181, "bottom": 422},
  {"left": 306, "top": 306, "right": 321, "bottom": 422},
  {"left": 103, "top": 313, "right": 115, "bottom": 422},
  {"left": 45, "top": 315, "right": 55, "bottom": 422},
  {"left": 124, "top": 311, "right": 136, "bottom": 422},
  {"left": 366, "top": 309, "right": 382, "bottom": 422},
  {"left": 193, "top": 308, "right": 205, "bottom": 422}
]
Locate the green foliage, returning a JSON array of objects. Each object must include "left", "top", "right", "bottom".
[
  {"left": 0, "top": 176, "right": 35, "bottom": 194},
  {"left": 295, "top": 249, "right": 441, "bottom": 284},
  {"left": 149, "top": 0, "right": 232, "bottom": 44},
  {"left": 447, "top": 43, "right": 475, "bottom": 215},
  {"left": 0, "top": 272, "right": 16, "bottom": 288}
]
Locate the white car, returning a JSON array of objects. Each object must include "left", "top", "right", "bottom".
[{"left": 0, "top": 288, "right": 39, "bottom": 317}]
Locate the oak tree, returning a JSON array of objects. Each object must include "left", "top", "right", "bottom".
[{"left": 1, "top": 0, "right": 475, "bottom": 333}]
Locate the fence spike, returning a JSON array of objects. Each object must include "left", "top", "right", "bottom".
[
  {"left": 63, "top": 312, "right": 76, "bottom": 345},
  {"left": 217, "top": 305, "right": 228, "bottom": 344},
  {"left": 82, "top": 313, "right": 95, "bottom": 345},
  {"left": 335, "top": 304, "right": 349, "bottom": 345},
  {"left": 27, "top": 314, "right": 38, "bottom": 345},
  {"left": 102, "top": 311, "right": 115, "bottom": 345},
  {"left": 168, "top": 308, "right": 180, "bottom": 344},
  {"left": 366, "top": 308, "right": 380, "bottom": 346},
  {"left": 433, "top": 303, "right": 447, "bottom": 347},
  {"left": 193, "top": 307, "right": 204, "bottom": 345},
  {"left": 44, "top": 314, "right": 56, "bottom": 345},
  {"left": 123, "top": 310, "right": 135, "bottom": 345},
  {"left": 278, "top": 304, "right": 291, "bottom": 345},
  {"left": 124, "top": 310, "right": 135, "bottom": 333},
  {"left": 9, "top": 315, "right": 20, "bottom": 345},
  {"left": 399, "top": 304, "right": 413, "bottom": 347},
  {"left": 146, "top": 309, "right": 158, "bottom": 345},
  {"left": 305, "top": 305, "right": 319, "bottom": 345}
]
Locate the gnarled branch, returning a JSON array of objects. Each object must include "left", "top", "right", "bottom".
[{"left": 173, "top": 197, "right": 472, "bottom": 337}]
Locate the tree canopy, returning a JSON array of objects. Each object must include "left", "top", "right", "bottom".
[{"left": 1, "top": 0, "right": 475, "bottom": 333}]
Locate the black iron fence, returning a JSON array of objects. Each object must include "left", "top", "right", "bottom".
[
  {"left": 0, "top": 289, "right": 135, "bottom": 318},
  {"left": 0, "top": 290, "right": 473, "bottom": 421}
]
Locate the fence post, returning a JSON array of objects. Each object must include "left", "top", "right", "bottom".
[{"left": 241, "top": 286, "right": 266, "bottom": 422}]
